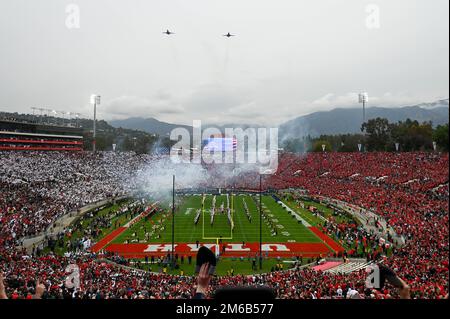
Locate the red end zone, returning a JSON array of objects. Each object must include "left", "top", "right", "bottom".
[
  {"left": 90, "top": 227, "right": 127, "bottom": 253},
  {"left": 104, "top": 242, "right": 333, "bottom": 258},
  {"left": 309, "top": 226, "right": 345, "bottom": 253}
]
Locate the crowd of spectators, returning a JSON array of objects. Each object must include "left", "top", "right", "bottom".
[
  {"left": 0, "top": 151, "right": 154, "bottom": 241},
  {"left": 267, "top": 152, "right": 449, "bottom": 298}
]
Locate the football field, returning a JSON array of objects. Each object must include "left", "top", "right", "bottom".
[{"left": 113, "top": 194, "right": 321, "bottom": 244}]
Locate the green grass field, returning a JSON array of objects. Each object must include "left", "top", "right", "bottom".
[{"left": 113, "top": 194, "right": 321, "bottom": 244}]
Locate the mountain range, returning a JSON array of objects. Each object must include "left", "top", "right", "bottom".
[
  {"left": 110, "top": 99, "right": 449, "bottom": 139},
  {"left": 109, "top": 117, "right": 192, "bottom": 137},
  {"left": 279, "top": 99, "right": 449, "bottom": 138}
]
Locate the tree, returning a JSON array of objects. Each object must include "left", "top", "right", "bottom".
[
  {"left": 282, "top": 137, "right": 310, "bottom": 153},
  {"left": 312, "top": 140, "right": 332, "bottom": 152},
  {"left": 361, "top": 118, "right": 391, "bottom": 151},
  {"left": 338, "top": 134, "right": 365, "bottom": 152},
  {"left": 134, "top": 134, "right": 157, "bottom": 154},
  {"left": 391, "top": 119, "right": 433, "bottom": 151},
  {"left": 433, "top": 124, "right": 449, "bottom": 151},
  {"left": 121, "top": 136, "right": 134, "bottom": 151}
]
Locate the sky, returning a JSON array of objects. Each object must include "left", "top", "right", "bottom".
[{"left": 0, "top": 0, "right": 448, "bottom": 126}]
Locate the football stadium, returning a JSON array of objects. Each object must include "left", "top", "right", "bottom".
[
  {"left": 0, "top": 0, "right": 449, "bottom": 308},
  {"left": 1, "top": 144, "right": 448, "bottom": 300}
]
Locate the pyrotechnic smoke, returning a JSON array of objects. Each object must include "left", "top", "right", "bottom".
[
  {"left": 132, "top": 157, "right": 207, "bottom": 200},
  {"left": 129, "top": 155, "right": 269, "bottom": 201}
]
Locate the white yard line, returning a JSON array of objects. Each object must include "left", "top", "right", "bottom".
[
  {"left": 124, "top": 202, "right": 159, "bottom": 228},
  {"left": 277, "top": 200, "right": 312, "bottom": 227}
]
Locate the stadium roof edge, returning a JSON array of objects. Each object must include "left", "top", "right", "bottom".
[{"left": 0, "top": 131, "right": 83, "bottom": 139}]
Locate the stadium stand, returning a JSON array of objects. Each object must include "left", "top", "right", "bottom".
[
  {"left": 0, "top": 116, "right": 84, "bottom": 151},
  {"left": 325, "top": 259, "right": 373, "bottom": 275}
]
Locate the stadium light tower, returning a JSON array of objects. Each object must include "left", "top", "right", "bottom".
[
  {"left": 358, "top": 93, "right": 368, "bottom": 152},
  {"left": 90, "top": 94, "right": 101, "bottom": 152},
  {"left": 358, "top": 93, "right": 368, "bottom": 129},
  {"left": 74, "top": 113, "right": 82, "bottom": 128}
]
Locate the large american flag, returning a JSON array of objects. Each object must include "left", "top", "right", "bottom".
[{"left": 203, "top": 137, "right": 237, "bottom": 152}]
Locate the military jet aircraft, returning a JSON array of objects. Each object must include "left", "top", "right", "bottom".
[
  {"left": 223, "top": 32, "right": 235, "bottom": 38},
  {"left": 163, "top": 30, "right": 175, "bottom": 35}
]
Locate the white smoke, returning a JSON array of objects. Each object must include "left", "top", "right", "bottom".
[
  {"left": 129, "top": 155, "right": 269, "bottom": 200},
  {"left": 132, "top": 157, "right": 208, "bottom": 199}
]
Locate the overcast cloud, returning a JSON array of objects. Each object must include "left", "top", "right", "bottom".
[{"left": 0, "top": 0, "right": 448, "bottom": 125}]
